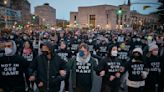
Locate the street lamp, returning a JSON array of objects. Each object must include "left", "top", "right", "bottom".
[
  {"left": 4, "top": 0, "right": 7, "bottom": 5},
  {"left": 4, "top": 0, "right": 8, "bottom": 29}
]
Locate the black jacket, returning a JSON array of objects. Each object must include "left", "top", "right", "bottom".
[{"left": 29, "top": 54, "right": 66, "bottom": 91}]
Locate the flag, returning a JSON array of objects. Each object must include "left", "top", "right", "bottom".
[{"left": 143, "top": 6, "right": 151, "bottom": 10}]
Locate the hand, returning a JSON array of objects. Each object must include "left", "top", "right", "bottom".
[
  {"left": 29, "top": 76, "right": 35, "bottom": 81},
  {"left": 38, "top": 82, "right": 44, "bottom": 87},
  {"left": 99, "top": 70, "right": 105, "bottom": 77},
  {"left": 109, "top": 75, "right": 115, "bottom": 81},
  {"left": 59, "top": 70, "right": 66, "bottom": 77},
  {"left": 115, "top": 72, "right": 121, "bottom": 78}
]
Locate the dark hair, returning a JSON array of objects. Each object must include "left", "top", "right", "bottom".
[{"left": 78, "top": 43, "right": 89, "bottom": 51}]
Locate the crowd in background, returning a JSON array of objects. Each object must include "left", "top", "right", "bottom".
[{"left": 0, "top": 28, "right": 164, "bottom": 92}]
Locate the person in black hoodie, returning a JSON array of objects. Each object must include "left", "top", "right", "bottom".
[
  {"left": 144, "top": 44, "right": 161, "bottom": 92},
  {"left": 29, "top": 41, "right": 66, "bottom": 92},
  {"left": 56, "top": 41, "right": 72, "bottom": 92},
  {"left": 0, "top": 40, "right": 28, "bottom": 92},
  {"left": 96, "top": 45, "right": 124, "bottom": 92},
  {"left": 126, "top": 48, "right": 148, "bottom": 92}
]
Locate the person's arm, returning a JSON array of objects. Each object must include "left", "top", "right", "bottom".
[
  {"left": 20, "top": 56, "right": 30, "bottom": 88},
  {"left": 95, "top": 58, "right": 107, "bottom": 76},
  {"left": 55, "top": 56, "right": 67, "bottom": 81},
  {"left": 29, "top": 56, "right": 38, "bottom": 81}
]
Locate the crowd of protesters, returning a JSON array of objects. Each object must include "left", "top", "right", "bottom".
[{"left": 0, "top": 28, "right": 164, "bottom": 92}]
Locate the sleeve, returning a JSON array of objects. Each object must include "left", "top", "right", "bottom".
[
  {"left": 29, "top": 56, "right": 38, "bottom": 76},
  {"left": 20, "top": 57, "right": 31, "bottom": 87},
  {"left": 59, "top": 58, "right": 66, "bottom": 70},
  {"left": 95, "top": 58, "right": 107, "bottom": 76},
  {"left": 124, "top": 60, "right": 131, "bottom": 72}
]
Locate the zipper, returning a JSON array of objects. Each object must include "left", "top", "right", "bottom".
[{"left": 47, "top": 60, "right": 50, "bottom": 91}]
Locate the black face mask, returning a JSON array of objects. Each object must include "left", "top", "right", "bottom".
[
  {"left": 42, "top": 51, "right": 49, "bottom": 56},
  {"left": 133, "top": 55, "right": 141, "bottom": 60}
]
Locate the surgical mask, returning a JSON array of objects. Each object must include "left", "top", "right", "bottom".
[
  {"left": 152, "top": 51, "right": 158, "bottom": 56},
  {"left": 23, "top": 36, "right": 28, "bottom": 40},
  {"left": 89, "top": 39, "right": 92, "bottom": 43},
  {"left": 79, "top": 51, "right": 85, "bottom": 57},
  {"left": 137, "top": 38, "right": 141, "bottom": 41},
  {"left": 111, "top": 51, "right": 118, "bottom": 56},
  {"left": 10, "top": 35, "right": 14, "bottom": 39},
  {"left": 5, "top": 48, "right": 13, "bottom": 56}
]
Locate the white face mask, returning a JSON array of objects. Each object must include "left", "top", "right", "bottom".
[
  {"left": 5, "top": 48, "right": 13, "bottom": 56},
  {"left": 89, "top": 39, "right": 92, "bottom": 43},
  {"left": 137, "top": 38, "right": 141, "bottom": 41},
  {"left": 111, "top": 51, "right": 118, "bottom": 56}
]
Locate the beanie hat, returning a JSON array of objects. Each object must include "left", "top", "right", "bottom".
[
  {"left": 149, "top": 44, "right": 158, "bottom": 51},
  {"left": 132, "top": 48, "right": 143, "bottom": 55}
]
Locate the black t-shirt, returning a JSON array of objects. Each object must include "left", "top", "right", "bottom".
[
  {"left": 76, "top": 61, "right": 92, "bottom": 88},
  {"left": 56, "top": 49, "right": 72, "bottom": 62},
  {"left": 127, "top": 60, "right": 147, "bottom": 81},
  {"left": 0, "top": 55, "right": 28, "bottom": 88},
  {"left": 145, "top": 56, "right": 161, "bottom": 85}
]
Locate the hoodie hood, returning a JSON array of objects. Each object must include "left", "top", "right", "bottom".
[
  {"left": 132, "top": 48, "right": 143, "bottom": 55},
  {"left": 5, "top": 40, "right": 17, "bottom": 56}
]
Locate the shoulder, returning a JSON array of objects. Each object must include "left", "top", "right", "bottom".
[{"left": 14, "top": 55, "right": 27, "bottom": 61}]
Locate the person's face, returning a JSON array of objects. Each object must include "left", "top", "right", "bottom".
[
  {"left": 133, "top": 52, "right": 140, "bottom": 57},
  {"left": 24, "top": 42, "right": 30, "bottom": 48},
  {"left": 41, "top": 45, "right": 51, "bottom": 55},
  {"left": 5, "top": 42, "right": 13, "bottom": 48},
  {"left": 111, "top": 47, "right": 117, "bottom": 52},
  {"left": 151, "top": 48, "right": 158, "bottom": 56},
  {"left": 79, "top": 47, "right": 88, "bottom": 58},
  {"left": 60, "top": 33, "right": 64, "bottom": 38},
  {"left": 60, "top": 42, "right": 66, "bottom": 49}
]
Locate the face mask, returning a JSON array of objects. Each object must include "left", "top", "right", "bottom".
[
  {"left": 133, "top": 55, "right": 141, "bottom": 60},
  {"left": 10, "top": 35, "right": 14, "bottom": 39},
  {"left": 152, "top": 51, "right": 158, "bottom": 56},
  {"left": 137, "top": 38, "right": 141, "bottom": 41},
  {"left": 111, "top": 51, "right": 118, "bottom": 56},
  {"left": 89, "top": 39, "right": 92, "bottom": 43},
  {"left": 79, "top": 51, "right": 85, "bottom": 57},
  {"left": 5, "top": 48, "right": 12, "bottom": 56},
  {"left": 42, "top": 51, "right": 49, "bottom": 56},
  {"left": 23, "top": 36, "right": 28, "bottom": 40}
]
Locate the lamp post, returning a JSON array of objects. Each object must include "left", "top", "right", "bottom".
[
  {"left": 116, "top": 8, "right": 123, "bottom": 30},
  {"left": 4, "top": 0, "right": 8, "bottom": 29}
]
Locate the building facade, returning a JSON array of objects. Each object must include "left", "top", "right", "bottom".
[
  {"left": 35, "top": 3, "right": 56, "bottom": 27},
  {"left": 0, "top": 0, "right": 22, "bottom": 29},
  {"left": 11, "top": 0, "right": 31, "bottom": 25},
  {"left": 70, "top": 2, "right": 158, "bottom": 30}
]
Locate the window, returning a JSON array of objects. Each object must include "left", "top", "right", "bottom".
[
  {"left": 89, "top": 15, "right": 95, "bottom": 28},
  {"left": 74, "top": 16, "right": 76, "bottom": 21}
]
